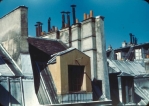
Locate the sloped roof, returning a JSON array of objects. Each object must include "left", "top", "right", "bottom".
[
  {"left": 108, "top": 59, "right": 147, "bottom": 76},
  {"left": 48, "top": 48, "right": 76, "bottom": 64},
  {"left": 108, "top": 59, "right": 149, "bottom": 105},
  {"left": 27, "top": 37, "right": 68, "bottom": 55},
  {"left": 0, "top": 44, "right": 22, "bottom": 76},
  {"left": 113, "top": 42, "right": 149, "bottom": 51}
]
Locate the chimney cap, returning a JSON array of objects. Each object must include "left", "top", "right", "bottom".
[
  {"left": 66, "top": 11, "right": 70, "bottom": 14},
  {"left": 36, "top": 21, "right": 41, "bottom": 23},
  {"left": 71, "top": 4, "right": 76, "bottom": 7}
]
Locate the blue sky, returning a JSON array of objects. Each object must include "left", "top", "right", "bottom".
[{"left": 0, "top": 0, "right": 149, "bottom": 49}]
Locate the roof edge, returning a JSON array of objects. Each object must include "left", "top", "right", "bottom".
[{"left": 0, "top": 5, "right": 28, "bottom": 19}]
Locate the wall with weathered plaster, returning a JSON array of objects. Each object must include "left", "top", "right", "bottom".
[
  {"left": 0, "top": 6, "right": 28, "bottom": 61},
  {"left": 0, "top": 6, "right": 32, "bottom": 76},
  {"left": 95, "top": 16, "right": 110, "bottom": 99}
]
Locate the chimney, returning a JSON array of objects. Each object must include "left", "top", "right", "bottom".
[
  {"left": 84, "top": 13, "right": 87, "bottom": 20},
  {"left": 35, "top": 24, "right": 38, "bottom": 37},
  {"left": 61, "top": 11, "right": 65, "bottom": 29},
  {"left": 129, "top": 33, "right": 133, "bottom": 44},
  {"left": 66, "top": 11, "right": 70, "bottom": 27},
  {"left": 90, "top": 10, "right": 93, "bottom": 17},
  {"left": 48, "top": 17, "right": 51, "bottom": 32},
  {"left": 71, "top": 4, "right": 76, "bottom": 25},
  {"left": 36, "top": 22, "right": 43, "bottom": 36}
]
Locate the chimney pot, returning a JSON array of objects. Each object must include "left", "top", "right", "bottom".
[
  {"left": 66, "top": 11, "right": 70, "bottom": 27},
  {"left": 129, "top": 33, "right": 133, "bottom": 44},
  {"left": 84, "top": 13, "right": 87, "bottom": 20},
  {"left": 52, "top": 26, "right": 55, "bottom": 32},
  {"left": 87, "top": 14, "right": 90, "bottom": 19},
  {"left": 48, "top": 17, "right": 51, "bottom": 32},
  {"left": 35, "top": 24, "right": 38, "bottom": 37},
  {"left": 36, "top": 22, "right": 43, "bottom": 36},
  {"left": 61, "top": 11, "right": 66, "bottom": 29},
  {"left": 65, "top": 23, "right": 68, "bottom": 28},
  {"left": 55, "top": 27, "right": 58, "bottom": 31},
  {"left": 90, "top": 10, "right": 93, "bottom": 17},
  {"left": 76, "top": 19, "right": 79, "bottom": 23},
  {"left": 71, "top": 4, "right": 76, "bottom": 24}
]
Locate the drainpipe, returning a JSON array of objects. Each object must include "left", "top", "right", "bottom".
[
  {"left": 7, "top": 77, "right": 10, "bottom": 106},
  {"left": 20, "top": 77, "right": 25, "bottom": 106}
]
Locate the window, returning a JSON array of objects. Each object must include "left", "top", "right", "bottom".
[
  {"left": 121, "top": 77, "right": 134, "bottom": 103},
  {"left": 68, "top": 65, "right": 84, "bottom": 92},
  {"left": 135, "top": 49, "right": 142, "bottom": 60},
  {"left": 116, "top": 52, "right": 121, "bottom": 60}
]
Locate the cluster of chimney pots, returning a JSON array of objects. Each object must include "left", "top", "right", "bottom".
[{"left": 35, "top": 5, "right": 94, "bottom": 37}]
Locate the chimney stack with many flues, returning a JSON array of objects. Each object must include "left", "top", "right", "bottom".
[{"left": 71, "top": 5, "right": 76, "bottom": 25}]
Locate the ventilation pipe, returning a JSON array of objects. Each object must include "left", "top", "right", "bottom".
[
  {"left": 66, "top": 11, "right": 70, "bottom": 27},
  {"left": 61, "top": 11, "right": 65, "bottom": 29},
  {"left": 71, "top": 5, "right": 76, "bottom": 25},
  {"left": 48, "top": 17, "right": 51, "bottom": 32}
]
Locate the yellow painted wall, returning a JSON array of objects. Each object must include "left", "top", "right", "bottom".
[
  {"left": 48, "top": 57, "right": 62, "bottom": 94},
  {"left": 48, "top": 49, "right": 92, "bottom": 94}
]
